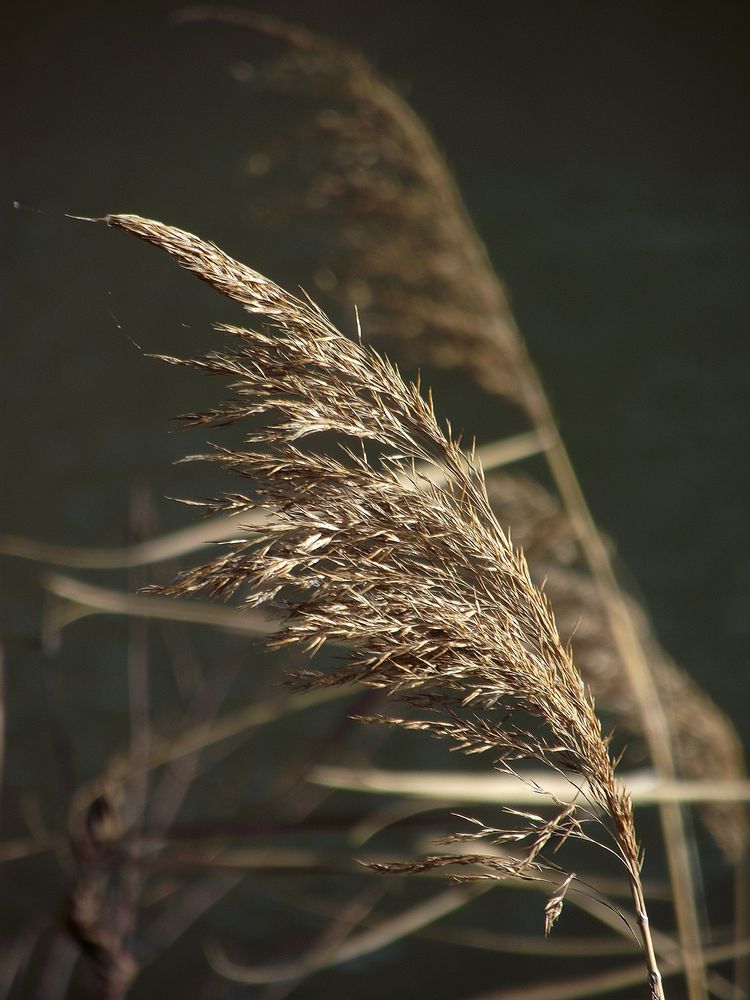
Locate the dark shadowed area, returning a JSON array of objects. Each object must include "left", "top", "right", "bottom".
[{"left": 2, "top": 3, "right": 748, "bottom": 998}]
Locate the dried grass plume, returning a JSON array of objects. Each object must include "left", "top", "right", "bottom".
[{"left": 99, "top": 212, "right": 665, "bottom": 998}]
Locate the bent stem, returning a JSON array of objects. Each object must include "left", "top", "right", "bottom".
[
  {"left": 521, "top": 377, "right": 705, "bottom": 999},
  {"left": 631, "top": 880, "right": 665, "bottom": 1000},
  {"left": 608, "top": 786, "right": 665, "bottom": 1000}
]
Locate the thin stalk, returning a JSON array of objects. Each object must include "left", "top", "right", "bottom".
[
  {"left": 624, "top": 833, "right": 665, "bottom": 1000},
  {"left": 521, "top": 376, "right": 707, "bottom": 999}
]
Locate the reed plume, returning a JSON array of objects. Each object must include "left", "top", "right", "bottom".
[
  {"left": 100, "top": 212, "right": 665, "bottom": 997},
  {"left": 184, "top": 5, "right": 745, "bottom": 873}
]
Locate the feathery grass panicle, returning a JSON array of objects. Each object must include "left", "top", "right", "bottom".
[
  {"left": 101, "top": 212, "right": 665, "bottom": 997},
  {"left": 175, "top": 7, "right": 745, "bottom": 876},
  {"left": 199, "top": 20, "right": 740, "bottom": 989}
]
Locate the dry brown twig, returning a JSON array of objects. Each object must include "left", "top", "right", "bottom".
[{"left": 93, "top": 211, "right": 667, "bottom": 997}]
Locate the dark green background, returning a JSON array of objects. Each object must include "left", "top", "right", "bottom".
[{"left": 3, "top": 3, "right": 748, "bottom": 997}]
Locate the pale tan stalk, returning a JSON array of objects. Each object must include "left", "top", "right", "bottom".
[{"left": 0, "top": 430, "right": 546, "bottom": 569}]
